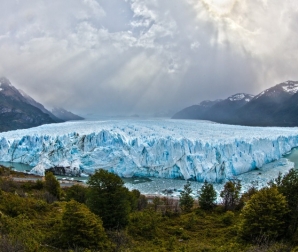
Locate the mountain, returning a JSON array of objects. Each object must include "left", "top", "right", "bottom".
[
  {"left": 0, "top": 77, "right": 60, "bottom": 132},
  {"left": 172, "top": 93, "right": 253, "bottom": 122},
  {"left": 18, "top": 89, "right": 63, "bottom": 122},
  {"left": 172, "top": 80, "right": 298, "bottom": 127},
  {"left": 235, "top": 81, "right": 298, "bottom": 126},
  {"left": 51, "top": 107, "right": 84, "bottom": 121},
  {"left": 172, "top": 100, "right": 222, "bottom": 119},
  {"left": 204, "top": 93, "right": 254, "bottom": 123}
]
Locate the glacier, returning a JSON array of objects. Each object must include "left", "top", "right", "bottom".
[{"left": 0, "top": 119, "right": 298, "bottom": 183}]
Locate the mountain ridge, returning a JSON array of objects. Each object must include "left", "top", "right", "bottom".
[{"left": 172, "top": 80, "right": 298, "bottom": 127}]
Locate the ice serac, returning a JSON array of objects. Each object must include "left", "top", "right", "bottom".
[{"left": 0, "top": 120, "right": 298, "bottom": 182}]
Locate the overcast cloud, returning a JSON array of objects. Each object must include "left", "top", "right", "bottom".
[{"left": 0, "top": 0, "right": 298, "bottom": 117}]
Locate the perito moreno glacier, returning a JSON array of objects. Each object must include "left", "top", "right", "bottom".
[{"left": 0, "top": 119, "right": 298, "bottom": 183}]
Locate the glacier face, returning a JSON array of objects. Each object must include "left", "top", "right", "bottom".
[{"left": 0, "top": 119, "right": 298, "bottom": 182}]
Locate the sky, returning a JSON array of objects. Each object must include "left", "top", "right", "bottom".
[{"left": 0, "top": 0, "right": 298, "bottom": 117}]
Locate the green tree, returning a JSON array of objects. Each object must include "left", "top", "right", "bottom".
[
  {"left": 198, "top": 181, "right": 217, "bottom": 210},
  {"left": 277, "top": 169, "right": 298, "bottom": 236},
  {"left": 179, "top": 181, "right": 194, "bottom": 213},
  {"left": 220, "top": 180, "right": 241, "bottom": 211},
  {"left": 59, "top": 200, "right": 111, "bottom": 250},
  {"left": 65, "top": 184, "right": 88, "bottom": 203},
  {"left": 240, "top": 187, "right": 288, "bottom": 240},
  {"left": 44, "top": 172, "right": 61, "bottom": 200},
  {"left": 86, "top": 169, "right": 131, "bottom": 229}
]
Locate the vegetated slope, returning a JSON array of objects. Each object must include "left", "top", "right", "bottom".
[
  {"left": 0, "top": 77, "right": 60, "bottom": 132},
  {"left": 172, "top": 80, "right": 298, "bottom": 127},
  {"left": 52, "top": 107, "right": 84, "bottom": 121}
]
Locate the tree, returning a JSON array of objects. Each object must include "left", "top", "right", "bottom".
[
  {"left": 65, "top": 184, "right": 88, "bottom": 203},
  {"left": 86, "top": 169, "right": 131, "bottom": 229},
  {"left": 44, "top": 172, "right": 61, "bottom": 200},
  {"left": 60, "top": 200, "right": 111, "bottom": 250},
  {"left": 179, "top": 181, "right": 194, "bottom": 213},
  {"left": 198, "top": 181, "right": 217, "bottom": 210},
  {"left": 220, "top": 180, "right": 241, "bottom": 211},
  {"left": 276, "top": 169, "right": 298, "bottom": 236},
  {"left": 240, "top": 187, "right": 288, "bottom": 240}
]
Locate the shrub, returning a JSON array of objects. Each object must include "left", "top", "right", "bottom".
[{"left": 240, "top": 187, "right": 288, "bottom": 240}]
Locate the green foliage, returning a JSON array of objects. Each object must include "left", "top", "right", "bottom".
[
  {"left": 240, "top": 187, "right": 288, "bottom": 240},
  {"left": 128, "top": 210, "right": 160, "bottom": 239},
  {"left": 65, "top": 184, "right": 88, "bottom": 203},
  {"left": 238, "top": 186, "right": 258, "bottom": 210},
  {"left": 59, "top": 200, "right": 111, "bottom": 250},
  {"left": 87, "top": 169, "right": 132, "bottom": 229},
  {"left": 21, "top": 180, "right": 44, "bottom": 191},
  {"left": 179, "top": 181, "right": 194, "bottom": 213},
  {"left": 221, "top": 211, "right": 234, "bottom": 226},
  {"left": 276, "top": 169, "right": 298, "bottom": 236},
  {"left": 198, "top": 181, "right": 217, "bottom": 210},
  {"left": 220, "top": 180, "right": 241, "bottom": 211},
  {"left": 0, "top": 214, "right": 44, "bottom": 251},
  {"left": 44, "top": 172, "right": 61, "bottom": 200}
]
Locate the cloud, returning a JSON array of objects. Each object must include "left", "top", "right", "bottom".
[{"left": 0, "top": 0, "right": 297, "bottom": 117}]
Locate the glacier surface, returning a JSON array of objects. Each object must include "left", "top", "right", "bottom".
[{"left": 0, "top": 119, "right": 298, "bottom": 182}]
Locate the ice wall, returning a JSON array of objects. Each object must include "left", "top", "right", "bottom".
[{"left": 0, "top": 119, "right": 298, "bottom": 182}]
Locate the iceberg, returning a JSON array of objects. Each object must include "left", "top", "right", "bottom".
[{"left": 0, "top": 119, "right": 298, "bottom": 182}]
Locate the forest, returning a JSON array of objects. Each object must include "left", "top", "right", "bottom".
[{"left": 0, "top": 166, "right": 298, "bottom": 252}]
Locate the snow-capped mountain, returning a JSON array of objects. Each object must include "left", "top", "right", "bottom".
[
  {"left": 173, "top": 80, "right": 298, "bottom": 126},
  {"left": 52, "top": 107, "right": 84, "bottom": 121},
  {"left": 236, "top": 80, "right": 298, "bottom": 126},
  {"left": 204, "top": 93, "right": 254, "bottom": 123},
  {"left": 0, "top": 77, "right": 61, "bottom": 132},
  {"left": 172, "top": 93, "right": 254, "bottom": 123}
]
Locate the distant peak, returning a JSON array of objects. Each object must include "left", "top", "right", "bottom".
[
  {"left": 228, "top": 93, "right": 254, "bottom": 102},
  {"left": 0, "top": 77, "right": 12, "bottom": 86}
]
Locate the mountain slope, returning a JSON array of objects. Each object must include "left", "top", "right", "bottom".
[
  {"left": 172, "top": 100, "right": 221, "bottom": 119},
  {"left": 0, "top": 77, "right": 59, "bottom": 132},
  {"left": 52, "top": 107, "right": 84, "bottom": 121},
  {"left": 235, "top": 81, "right": 298, "bottom": 126},
  {"left": 172, "top": 80, "right": 298, "bottom": 127},
  {"left": 18, "top": 89, "right": 64, "bottom": 122},
  {"left": 204, "top": 93, "right": 254, "bottom": 123}
]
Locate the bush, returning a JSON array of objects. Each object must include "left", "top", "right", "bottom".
[
  {"left": 128, "top": 210, "right": 159, "bottom": 239},
  {"left": 59, "top": 200, "right": 111, "bottom": 250},
  {"left": 240, "top": 187, "right": 288, "bottom": 240},
  {"left": 222, "top": 211, "right": 234, "bottom": 226},
  {"left": 65, "top": 184, "right": 88, "bottom": 203}
]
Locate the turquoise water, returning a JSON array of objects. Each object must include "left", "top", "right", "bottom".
[
  {"left": 284, "top": 148, "right": 298, "bottom": 169},
  {"left": 0, "top": 161, "right": 33, "bottom": 172}
]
